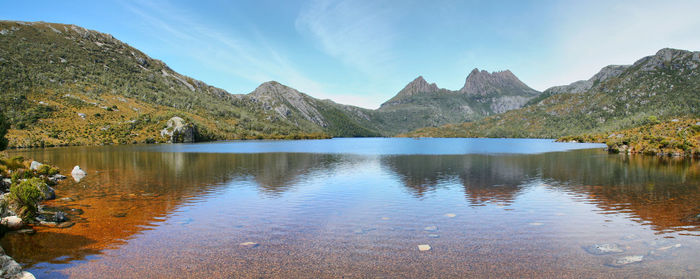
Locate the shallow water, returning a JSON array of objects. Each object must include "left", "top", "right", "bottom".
[{"left": 4, "top": 138, "right": 700, "bottom": 278}]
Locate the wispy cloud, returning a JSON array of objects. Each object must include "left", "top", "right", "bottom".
[
  {"left": 121, "top": 1, "right": 328, "bottom": 97},
  {"left": 295, "top": 0, "right": 398, "bottom": 77}
]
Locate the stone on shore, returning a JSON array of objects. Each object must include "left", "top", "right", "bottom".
[
  {"left": 1, "top": 216, "right": 24, "bottom": 230},
  {"left": 71, "top": 166, "right": 86, "bottom": 182}
]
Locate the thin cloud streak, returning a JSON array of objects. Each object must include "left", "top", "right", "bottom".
[
  {"left": 295, "top": 0, "right": 398, "bottom": 77},
  {"left": 122, "top": 1, "right": 330, "bottom": 98}
]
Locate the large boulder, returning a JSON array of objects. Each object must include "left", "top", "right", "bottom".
[
  {"left": 0, "top": 216, "right": 23, "bottom": 230},
  {"left": 160, "top": 117, "right": 198, "bottom": 143},
  {"left": 71, "top": 166, "right": 86, "bottom": 182}
]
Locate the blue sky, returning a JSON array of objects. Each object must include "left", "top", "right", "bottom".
[{"left": 3, "top": 0, "right": 700, "bottom": 109}]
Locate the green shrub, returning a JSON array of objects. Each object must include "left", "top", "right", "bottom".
[
  {"left": 0, "top": 156, "right": 25, "bottom": 170},
  {"left": 7, "top": 178, "right": 44, "bottom": 219},
  {"left": 36, "top": 164, "right": 59, "bottom": 176}
]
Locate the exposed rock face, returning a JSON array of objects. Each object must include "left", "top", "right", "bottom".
[
  {"left": 460, "top": 68, "right": 540, "bottom": 97},
  {"left": 490, "top": 96, "right": 532, "bottom": 114},
  {"left": 160, "top": 117, "right": 197, "bottom": 143}
]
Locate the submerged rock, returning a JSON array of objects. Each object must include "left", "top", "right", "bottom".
[
  {"left": 427, "top": 234, "right": 440, "bottom": 238},
  {"left": 239, "top": 242, "right": 259, "bottom": 248},
  {"left": 424, "top": 226, "right": 438, "bottom": 232},
  {"left": 418, "top": 244, "right": 431, "bottom": 251},
  {"left": 444, "top": 213, "right": 456, "bottom": 218},
  {"left": 48, "top": 174, "right": 67, "bottom": 184},
  {"left": 71, "top": 166, "right": 86, "bottom": 182},
  {"left": 607, "top": 255, "right": 643, "bottom": 267},
  {"left": 5, "top": 228, "right": 36, "bottom": 235},
  {"left": 583, "top": 243, "right": 625, "bottom": 255}
]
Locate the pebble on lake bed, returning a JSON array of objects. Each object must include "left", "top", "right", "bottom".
[
  {"left": 528, "top": 222, "right": 544, "bottom": 226},
  {"left": 427, "top": 234, "right": 440, "bottom": 238},
  {"left": 418, "top": 245, "right": 431, "bottom": 251},
  {"left": 444, "top": 213, "right": 456, "bottom": 218},
  {"left": 381, "top": 217, "right": 390, "bottom": 220},
  {"left": 239, "top": 242, "right": 259, "bottom": 248}
]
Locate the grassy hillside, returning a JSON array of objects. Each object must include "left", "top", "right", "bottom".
[
  {"left": 0, "top": 21, "right": 349, "bottom": 148},
  {"left": 403, "top": 49, "right": 700, "bottom": 144}
]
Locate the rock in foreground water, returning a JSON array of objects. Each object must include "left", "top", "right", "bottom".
[
  {"left": 418, "top": 245, "right": 431, "bottom": 251},
  {"left": 71, "top": 166, "right": 86, "bottom": 182}
]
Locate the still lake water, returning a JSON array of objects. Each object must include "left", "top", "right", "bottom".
[{"left": 3, "top": 138, "right": 700, "bottom": 278}]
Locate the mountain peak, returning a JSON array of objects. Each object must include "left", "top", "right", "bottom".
[
  {"left": 397, "top": 76, "right": 440, "bottom": 97},
  {"left": 460, "top": 68, "right": 537, "bottom": 96}
]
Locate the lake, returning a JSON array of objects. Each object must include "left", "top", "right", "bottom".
[{"left": 3, "top": 138, "right": 700, "bottom": 278}]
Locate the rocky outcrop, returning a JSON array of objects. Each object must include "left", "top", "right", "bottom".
[{"left": 160, "top": 117, "right": 198, "bottom": 143}]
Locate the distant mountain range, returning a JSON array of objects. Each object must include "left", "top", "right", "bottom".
[
  {"left": 405, "top": 48, "right": 700, "bottom": 140},
  {"left": 1, "top": 20, "right": 698, "bottom": 151}
]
